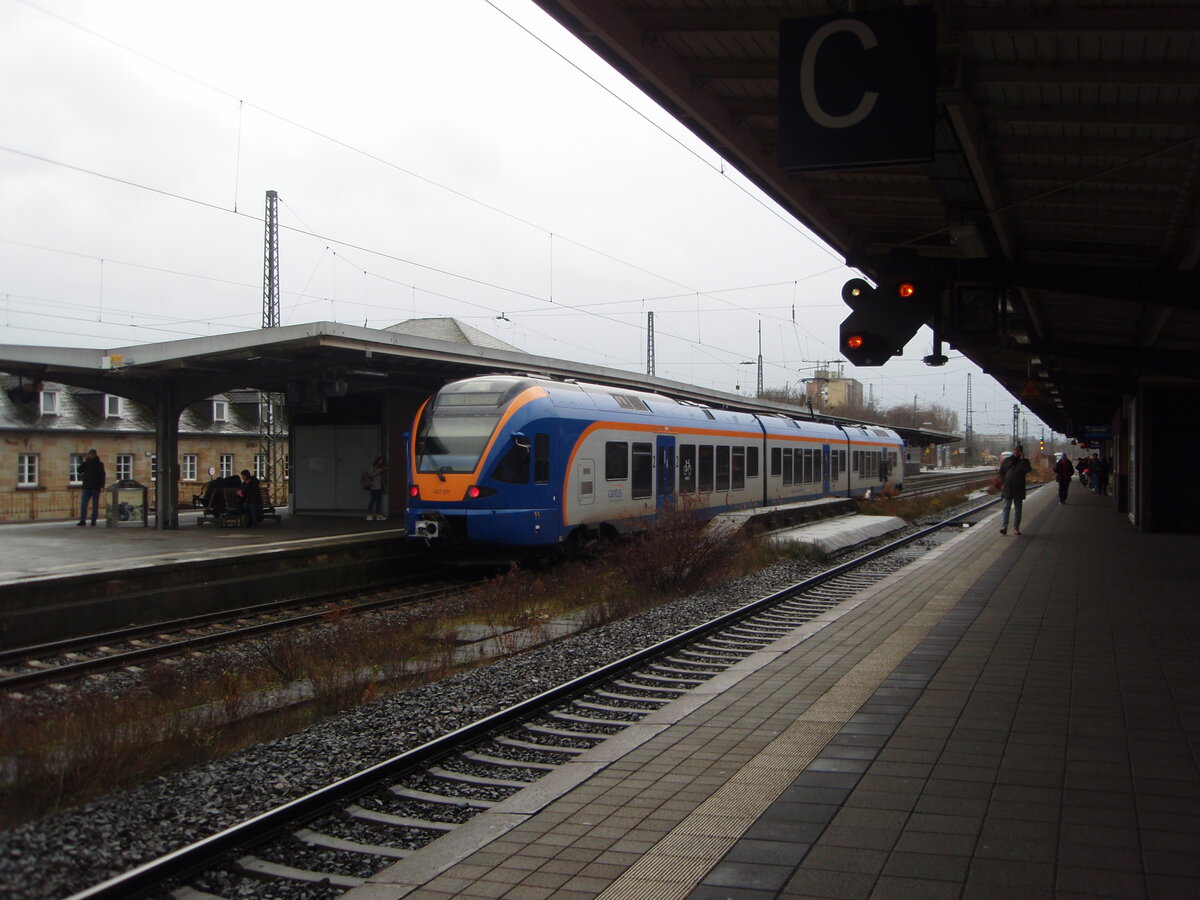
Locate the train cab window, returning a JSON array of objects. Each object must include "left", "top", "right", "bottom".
[
  {"left": 746, "top": 446, "right": 759, "bottom": 479},
  {"left": 605, "top": 442, "right": 628, "bottom": 480},
  {"left": 631, "top": 442, "right": 653, "bottom": 499},
  {"left": 716, "top": 446, "right": 730, "bottom": 491},
  {"left": 534, "top": 434, "right": 550, "bottom": 484},
  {"left": 731, "top": 446, "right": 745, "bottom": 490},
  {"left": 770, "top": 446, "right": 782, "bottom": 478},
  {"left": 492, "top": 442, "right": 530, "bottom": 484},
  {"left": 782, "top": 447, "right": 794, "bottom": 486},
  {"left": 679, "top": 444, "right": 696, "bottom": 493},
  {"left": 698, "top": 445, "right": 714, "bottom": 492}
]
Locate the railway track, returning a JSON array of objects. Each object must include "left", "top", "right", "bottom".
[
  {"left": 0, "top": 575, "right": 473, "bottom": 693},
  {"left": 69, "top": 493, "right": 1004, "bottom": 900}
]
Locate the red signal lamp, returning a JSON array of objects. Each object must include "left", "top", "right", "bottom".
[
  {"left": 896, "top": 281, "right": 916, "bottom": 299},
  {"left": 847, "top": 334, "right": 865, "bottom": 350}
]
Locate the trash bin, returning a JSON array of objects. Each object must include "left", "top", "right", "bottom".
[{"left": 107, "top": 479, "right": 149, "bottom": 527}]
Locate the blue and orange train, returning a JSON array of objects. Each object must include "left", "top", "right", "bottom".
[{"left": 406, "top": 374, "right": 904, "bottom": 555}]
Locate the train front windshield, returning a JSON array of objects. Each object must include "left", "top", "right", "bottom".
[{"left": 414, "top": 378, "right": 531, "bottom": 475}]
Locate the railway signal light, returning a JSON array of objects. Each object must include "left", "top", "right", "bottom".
[{"left": 837, "top": 275, "right": 936, "bottom": 367}]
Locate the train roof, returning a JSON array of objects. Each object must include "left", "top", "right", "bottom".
[{"left": 435, "top": 374, "right": 902, "bottom": 442}]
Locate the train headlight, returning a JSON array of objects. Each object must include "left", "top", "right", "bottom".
[{"left": 409, "top": 485, "right": 419, "bottom": 499}]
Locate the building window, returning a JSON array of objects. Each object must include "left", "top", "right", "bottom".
[
  {"left": 69, "top": 453, "right": 84, "bottom": 485},
  {"left": 105, "top": 395, "right": 123, "bottom": 417},
  {"left": 116, "top": 454, "right": 133, "bottom": 481},
  {"left": 40, "top": 391, "right": 59, "bottom": 415},
  {"left": 254, "top": 453, "right": 266, "bottom": 480},
  {"left": 220, "top": 454, "right": 233, "bottom": 478},
  {"left": 182, "top": 454, "right": 197, "bottom": 481},
  {"left": 213, "top": 399, "right": 228, "bottom": 422},
  {"left": 18, "top": 454, "right": 39, "bottom": 486}
]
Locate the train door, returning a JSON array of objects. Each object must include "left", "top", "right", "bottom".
[
  {"left": 821, "top": 444, "right": 831, "bottom": 494},
  {"left": 576, "top": 459, "right": 595, "bottom": 506},
  {"left": 656, "top": 435, "right": 675, "bottom": 511}
]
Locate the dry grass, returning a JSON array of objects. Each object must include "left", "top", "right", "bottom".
[{"left": 0, "top": 501, "right": 818, "bottom": 829}]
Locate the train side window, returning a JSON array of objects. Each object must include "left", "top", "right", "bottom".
[
  {"left": 680, "top": 444, "right": 696, "bottom": 493},
  {"left": 492, "top": 442, "right": 530, "bottom": 484},
  {"left": 699, "top": 445, "right": 714, "bottom": 492},
  {"left": 770, "top": 446, "right": 782, "bottom": 478},
  {"left": 782, "top": 447, "right": 794, "bottom": 486},
  {"left": 631, "top": 442, "right": 653, "bottom": 499},
  {"left": 830, "top": 450, "right": 839, "bottom": 481},
  {"left": 605, "top": 441, "right": 628, "bottom": 480},
  {"left": 732, "top": 446, "right": 745, "bottom": 490},
  {"left": 716, "top": 446, "right": 731, "bottom": 491},
  {"left": 746, "top": 446, "right": 759, "bottom": 479},
  {"left": 803, "top": 448, "right": 814, "bottom": 484},
  {"left": 534, "top": 433, "right": 550, "bottom": 484},
  {"left": 853, "top": 450, "right": 861, "bottom": 474}
]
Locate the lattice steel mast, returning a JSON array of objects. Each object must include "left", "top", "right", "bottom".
[{"left": 259, "top": 190, "right": 286, "bottom": 504}]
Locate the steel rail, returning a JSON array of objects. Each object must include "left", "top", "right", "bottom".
[
  {"left": 0, "top": 583, "right": 467, "bottom": 692},
  {"left": 68, "top": 491, "right": 1009, "bottom": 900}
]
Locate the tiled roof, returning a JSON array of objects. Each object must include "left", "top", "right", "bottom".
[{"left": 1, "top": 375, "right": 267, "bottom": 436}]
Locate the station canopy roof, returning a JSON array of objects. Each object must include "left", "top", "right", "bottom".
[{"left": 530, "top": 0, "right": 1200, "bottom": 437}]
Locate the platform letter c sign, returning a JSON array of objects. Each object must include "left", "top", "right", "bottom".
[
  {"left": 778, "top": 6, "right": 936, "bottom": 171},
  {"left": 800, "top": 19, "right": 878, "bottom": 129}
]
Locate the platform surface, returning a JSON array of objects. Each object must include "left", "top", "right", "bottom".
[
  {"left": 343, "top": 484, "right": 1200, "bottom": 900},
  {"left": 0, "top": 511, "right": 403, "bottom": 587}
]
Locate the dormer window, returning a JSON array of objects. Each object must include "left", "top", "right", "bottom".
[
  {"left": 213, "top": 399, "right": 228, "bottom": 423},
  {"left": 40, "top": 391, "right": 59, "bottom": 415},
  {"left": 105, "top": 395, "right": 122, "bottom": 417}
]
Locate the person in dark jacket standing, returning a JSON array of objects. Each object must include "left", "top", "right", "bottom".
[
  {"left": 77, "top": 448, "right": 105, "bottom": 526},
  {"left": 1053, "top": 454, "right": 1075, "bottom": 505},
  {"left": 999, "top": 444, "right": 1033, "bottom": 535}
]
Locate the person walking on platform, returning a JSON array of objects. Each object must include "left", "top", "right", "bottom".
[
  {"left": 77, "top": 448, "right": 106, "bottom": 526},
  {"left": 999, "top": 444, "right": 1032, "bottom": 535},
  {"left": 366, "top": 456, "right": 387, "bottom": 521},
  {"left": 1054, "top": 453, "right": 1074, "bottom": 504}
]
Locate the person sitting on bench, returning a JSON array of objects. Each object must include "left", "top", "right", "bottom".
[{"left": 237, "top": 469, "right": 264, "bottom": 526}]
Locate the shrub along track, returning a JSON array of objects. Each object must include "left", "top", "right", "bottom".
[{"left": 66, "top": 494, "right": 1004, "bottom": 900}]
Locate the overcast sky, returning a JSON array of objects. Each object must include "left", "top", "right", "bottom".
[{"left": 0, "top": 0, "right": 1049, "bottom": 438}]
